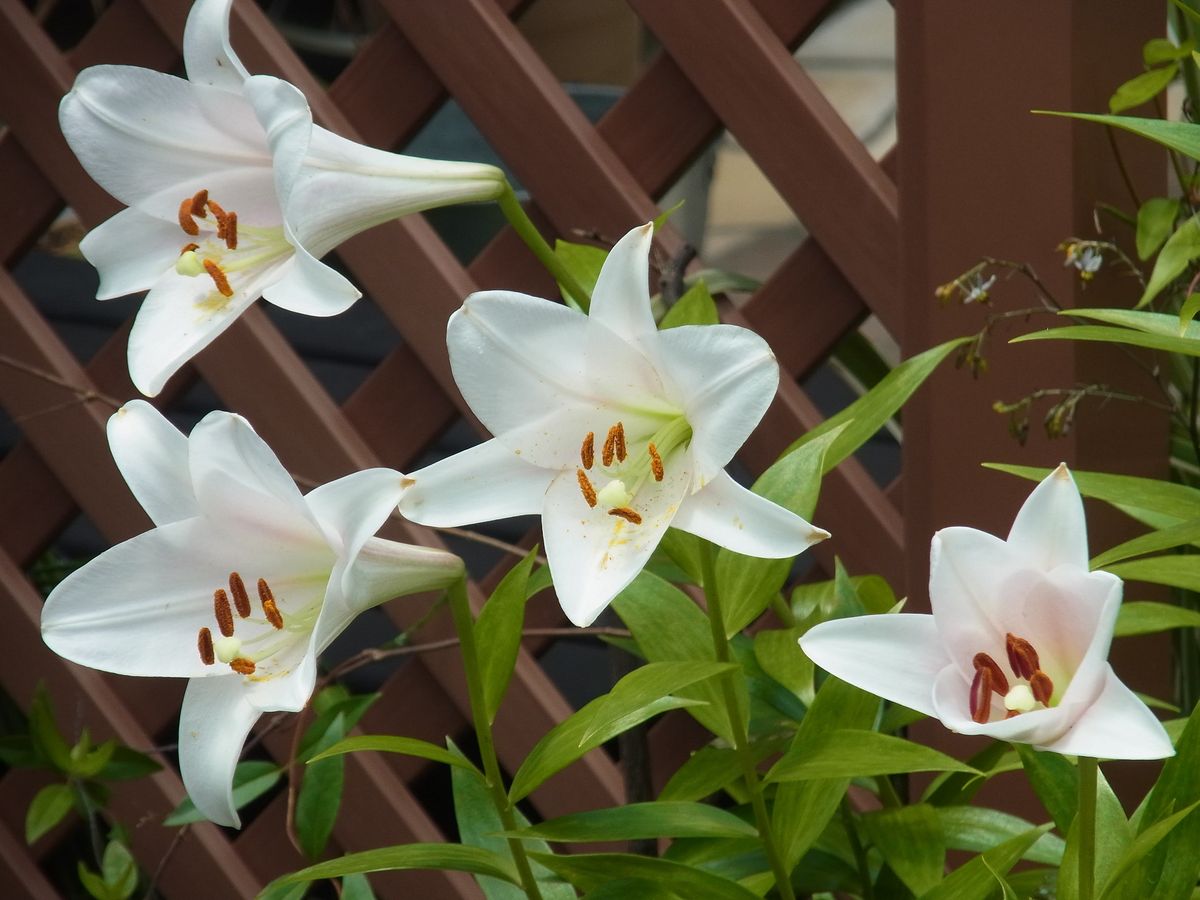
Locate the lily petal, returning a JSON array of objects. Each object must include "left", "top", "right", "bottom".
[
  {"left": 652, "top": 323, "right": 779, "bottom": 487},
  {"left": 671, "top": 470, "right": 829, "bottom": 557},
  {"left": 399, "top": 438, "right": 554, "bottom": 527},
  {"left": 588, "top": 223, "right": 657, "bottom": 345},
  {"left": 1045, "top": 668, "right": 1175, "bottom": 759},
  {"left": 107, "top": 400, "right": 197, "bottom": 526},
  {"left": 306, "top": 468, "right": 406, "bottom": 560},
  {"left": 178, "top": 676, "right": 260, "bottom": 827},
  {"left": 799, "top": 615, "right": 950, "bottom": 718},
  {"left": 262, "top": 220, "right": 360, "bottom": 316},
  {"left": 80, "top": 207, "right": 189, "bottom": 299},
  {"left": 542, "top": 460, "right": 691, "bottom": 626},
  {"left": 182, "top": 0, "right": 249, "bottom": 93},
  {"left": 1007, "top": 463, "right": 1090, "bottom": 572}
]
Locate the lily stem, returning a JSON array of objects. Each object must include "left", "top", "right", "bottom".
[
  {"left": 1078, "top": 756, "right": 1098, "bottom": 900},
  {"left": 699, "top": 542, "right": 796, "bottom": 900},
  {"left": 446, "top": 578, "right": 544, "bottom": 900},
  {"left": 496, "top": 183, "right": 593, "bottom": 311}
]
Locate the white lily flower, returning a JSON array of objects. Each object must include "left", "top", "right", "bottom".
[
  {"left": 59, "top": 0, "right": 505, "bottom": 397},
  {"left": 801, "top": 464, "right": 1173, "bottom": 760},
  {"left": 398, "top": 223, "right": 829, "bottom": 627},
  {"left": 41, "top": 401, "right": 464, "bottom": 826}
]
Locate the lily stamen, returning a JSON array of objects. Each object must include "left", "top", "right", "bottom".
[
  {"left": 648, "top": 443, "right": 664, "bottom": 482},
  {"left": 581, "top": 432, "right": 595, "bottom": 470},
  {"left": 198, "top": 627, "right": 215, "bottom": 665},
  {"left": 608, "top": 506, "right": 642, "bottom": 524},
  {"left": 1006, "top": 633, "right": 1040, "bottom": 680},
  {"left": 229, "top": 657, "right": 256, "bottom": 675},
  {"left": 1030, "top": 670, "right": 1054, "bottom": 704},
  {"left": 223, "top": 211, "right": 238, "bottom": 250},
  {"left": 577, "top": 468, "right": 598, "bottom": 507},
  {"left": 258, "top": 578, "right": 284, "bottom": 630},
  {"left": 213, "top": 589, "right": 234, "bottom": 637},
  {"left": 181, "top": 242, "right": 199, "bottom": 255},
  {"left": 614, "top": 421, "right": 627, "bottom": 462},
  {"left": 969, "top": 665, "right": 993, "bottom": 724},
  {"left": 203, "top": 259, "right": 234, "bottom": 297},
  {"left": 972, "top": 652, "right": 1009, "bottom": 695},
  {"left": 602, "top": 426, "right": 618, "bottom": 468},
  {"left": 189, "top": 189, "right": 209, "bottom": 218},
  {"left": 178, "top": 198, "right": 200, "bottom": 236},
  {"left": 228, "top": 572, "right": 251, "bottom": 618}
]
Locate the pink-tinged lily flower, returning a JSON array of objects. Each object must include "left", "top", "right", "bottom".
[
  {"left": 59, "top": 0, "right": 505, "bottom": 397},
  {"left": 398, "top": 223, "right": 829, "bottom": 627},
  {"left": 801, "top": 464, "right": 1173, "bottom": 760},
  {"left": 41, "top": 401, "right": 463, "bottom": 826}
]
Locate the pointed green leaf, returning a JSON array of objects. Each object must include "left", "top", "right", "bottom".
[
  {"left": 1033, "top": 110, "right": 1200, "bottom": 162},
  {"left": 937, "top": 806, "right": 1066, "bottom": 865},
  {"left": 476, "top": 548, "right": 539, "bottom": 722},
  {"left": 1101, "top": 800, "right": 1200, "bottom": 897},
  {"left": 920, "top": 824, "right": 1053, "bottom": 900},
  {"left": 165, "top": 760, "right": 281, "bottom": 826},
  {"left": 1016, "top": 744, "right": 1079, "bottom": 834},
  {"left": 1013, "top": 324, "right": 1200, "bottom": 357},
  {"left": 1144, "top": 37, "right": 1194, "bottom": 65},
  {"left": 25, "top": 783, "right": 74, "bottom": 844},
  {"left": 308, "top": 735, "right": 480, "bottom": 770},
  {"left": 768, "top": 730, "right": 978, "bottom": 782},
  {"left": 295, "top": 712, "right": 346, "bottom": 859},
  {"left": 506, "top": 802, "right": 757, "bottom": 843},
  {"left": 1136, "top": 197, "right": 1182, "bottom": 259},
  {"left": 753, "top": 628, "right": 813, "bottom": 705},
  {"left": 554, "top": 241, "right": 607, "bottom": 306},
  {"left": 862, "top": 803, "right": 945, "bottom": 896},
  {"left": 266, "top": 844, "right": 521, "bottom": 893},
  {"left": 1106, "top": 555, "right": 1200, "bottom": 592},
  {"left": 658, "top": 745, "right": 744, "bottom": 803},
  {"left": 1091, "top": 518, "right": 1200, "bottom": 568},
  {"left": 341, "top": 873, "right": 376, "bottom": 900},
  {"left": 660, "top": 280, "right": 719, "bottom": 329},
  {"left": 1109, "top": 64, "right": 1178, "bottom": 114},
  {"left": 1115, "top": 601, "right": 1200, "bottom": 637},
  {"left": 528, "top": 852, "right": 760, "bottom": 900},
  {"left": 29, "top": 684, "right": 71, "bottom": 772}
]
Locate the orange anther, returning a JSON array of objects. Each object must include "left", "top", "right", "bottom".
[
  {"left": 1006, "top": 633, "right": 1040, "bottom": 680},
  {"left": 972, "top": 652, "right": 1009, "bottom": 695},
  {"left": 189, "top": 189, "right": 209, "bottom": 218},
  {"left": 648, "top": 443, "right": 664, "bottom": 482},
  {"left": 197, "top": 627, "right": 215, "bottom": 665},
  {"left": 213, "top": 588, "right": 234, "bottom": 637},
  {"left": 177, "top": 198, "right": 199, "bottom": 236},
  {"left": 1030, "top": 670, "right": 1054, "bottom": 705},
  {"left": 223, "top": 210, "right": 238, "bottom": 250},
  {"left": 229, "top": 572, "right": 251, "bottom": 618},
  {"left": 202, "top": 259, "right": 233, "bottom": 297},
  {"left": 258, "top": 578, "right": 284, "bottom": 630},
  {"left": 180, "top": 242, "right": 199, "bottom": 255},
  {"left": 577, "top": 468, "right": 597, "bottom": 508},
  {"left": 208, "top": 199, "right": 228, "bottom": 240},
  {"left": 230, "top": 657, "right": 256, "bottom": 675},
  {"left": 614, "top": 421, "right": 626, "bottom": 462},
  {"left": 602, "top": 426, "right": 618, "bottom": 468},
  {"left": 608, "top": 506, "right": 642, "bottom": 525},
  {"left": 581, "top": 432, "right": 595, "bottom": 470}
]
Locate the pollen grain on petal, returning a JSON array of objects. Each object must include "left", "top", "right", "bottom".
[
  {"left": 577, "top": 468, "right": 598, "bottom": 508},
  {"left": 229, "top": 572, "right": 251, "bottom": 617},
  {"left": 177, "top": 198, "right": 199, "bottom": 236},
  {"left": 223, "top": 210, "right": 238, "bottom": 250},
  {"left": 1005, "top": 633, "right": 1040, "bottom": 680},
  {"left": 648, "top": 442, "right": 664, "bottom": 482},
  {"left": 230, "top": 657, "right": 256, "bottom": 675},
  {"left": 197, "top": 627, "right": 215, "bottom": 665},
  {"left": 581, "top": 432, "right": 595, "bottom": 470},
  {"left": 1030, "top": 670, "right": 1054, "bottom": 705},
  {"left": 259, "top": 578, "right": 284, "bottom": 630},
  {"left": 189, "top": 189, "right": 209, "bottom": 218},
  {"left": 180, "top": 242, "right": 199, "bottom": 255},
  {"left": 614, "top": 421, "right": 627, "bottom": 462},
  {"left": 971, "top": 652, "right": 1009, "bottom": 695},
  {"left": 203, "top": 259, "right": 234, "bottom": 297},
  {"left": 608, "top": 506, "right": 642, "bottom": 525},
  {"left": 213, "top": 588, "right": 235, "bottom": 637}
]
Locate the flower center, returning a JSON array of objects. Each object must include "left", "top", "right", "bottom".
[
  {"left": 195, "top": 571, "right": 317, "bottom": 680},
  {"left": 968, "top": 633, "right": 1056, "bottom": 724},
  {"left": 574, "top": 416, "right": 691, "bottom": 526},
  {"left": 174, "top": 189, "right": 291, "bottom": 302}
]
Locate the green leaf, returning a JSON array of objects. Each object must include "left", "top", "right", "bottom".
[
  {"left": 658, "top": 745, "right": 744, "bottom": 803},
  {"left": 97, "top": 746, "right": 162, "bottom": 781},
  {"left": 660, "top": 280, "right": 719, "bottom": 329},
  {"left": 920, "top": 824, "right": 1053, "bottom": 900},
  {"left": 341, "top": 873, "right": 376, "bottom": 900},
  {"left": 451, "top": 753, "right": 574, "bottom": 899},
  {"left": 1136, "top": 197, "right": 1182, "bottom": 259},
  {"left": 753, "top": 629, "right": 812, "bottom": 705},
  {"left": 28, "top": 684, "right": 71, "bottom": 772},
  {"left": 165, "top": 760, "right": 281, "bottom": 826},
  {"left": 1101, "top": 800, "right": 1200, "bottom": 897},
  {"left": 295, "top": 712, "right": 346, "bottom": 859},
  {"left": 1013, "top": 323, "right": 1200, "bottom": 357},
  {"left": 309, "top": 735, "right": 479, "bottom": 769},
  {"left": 266, "top": 844, "right": 521, "bottom": 893},
  {"left": 528, "top": 852, "right": 760, "bottom": 900},
  {"left": 25, "top": 783, "right": 74, "bottom": 844},
  {"left": 1181, "top": 292, "right": 1200, "bottom": 331},
  {"left": 0, "top": 735, "right": 39, "bottom": 769},
  {"left": 100, "top": 840, "right": 137, "bottom": 899},
  {"left": 861, "top": 803, "right": 944, "bottom": 896},
  {"left": 554, "top": 241, "right": 607, "bottom": 306},
  {"left": 785, "top": 337, "right": 971, "bottom": 471},
  {"left": 652, "top": 199, "right": 686, "bottom": 233},
  {"left": 1059, "top": 768, "right": 1130, "bottom": 900},
  {"left": 657, "top": 529, "right": 703, "bottom": 584},
  {"left": 1109, "top": 64, "right": 1178, "bottom": 113},
  {"left": 1115, "top": 600, "right": 1200, "bottom": 637},
  {"left": 476, "top": 548, "right": 538, "bottom": 723},
  {"left": 70, "top": 738, "right": 116, "bottom": 780},
  {"left": 1067, "top": 306, "right": 1200, "bottom": 337},
  {"left": 985, "top": 462, "right": 1200, "bottom": 530},
  {"left": 1145, "top": 37, "right": 1195, "bottom": 65},
  {"left": 1106, "top": 555, "right": 1200, "bottom": 592},
  {"left": 1141, "top": 213, "right": 1200, "bottom": 306},
  {"left": 78, "top": 861, "right": 114, "bottom": 900},
  {"left": 296, "top": 690, "right": 379, "bottom": 762},
  {"left": 1091, "top": 518, "right": 1200, "bottom": 568},
  {"left": 506, "top": 802, "right": 757, "bottom": 843},
  {"left": 1034, "top": 110, "right": 1200, "bottom": 162},
  {"left": 768, "top": 729, "right": 977, "bottom": 782},
  {"left": 508, "top": 660, "right": 734, "bottom": 802},
  {"left": 1016, "top": 744, "right": 1078, "bottom": 834},
  {"left": 937, "top": 806, "right": 1066, "bottom": 865}
]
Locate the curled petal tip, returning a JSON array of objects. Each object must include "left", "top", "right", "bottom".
[
  {"left": 1052, "top": 461, "right": 1071, "bottom": 479},
  {"left": 812, "top": 527, "right": 832, "bottom": 543},
  {"left": 638, "top": 221, "right": 654, "bottom": 235}
]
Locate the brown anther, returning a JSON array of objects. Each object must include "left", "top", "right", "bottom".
[
  {"left": 223, "top": 211, "right": 238, "bottom": 250},
  {"left": 602, "top": 426, "right": 618, "bottom": 467},
  {"left": 581, "top": 432, "right": 595, "bottom": 470},
  {"left": 229, "top": 657, "right": 257, "bottom": 675},
  {"left": 202, "top": 259, "right": 234, "bottom": 297},
  {"left": 189, "top": 189, "right": 209, "bottom": 218},
  {"left": 969, "top": 666, "right": 993, "bottom": 724},
  {"left": 258, "top": 578, "right": 284, "bottom": 630},
  {"left": 577, "top": 468, "right": 597, "bottom": 508},
  {"left": 1005, "top": 633, "right": 1040, "bottom": 680},
  {"left": 207, "top": 199, "right": 228, "bottom": 240},
  {"left": 648, "top": 443, "right": 664, "bottom": 482},
  {"left": 213, "top": 589, "right": 234, "bottom": 637},
  {"left": 180, "top": 242, "right": 199, "bottom": 255},
  {"left": 614, "top": 421, "right": 627, "bottom": 462},
  {"left": 177, "top": 198, "right": 199, "bottom": 236},
  {"left": 228, "top": 572, "right": 252, "bottom": 618},
  {"left": 971, "top": 652, "right": 1009, "bottom": 695},
  {"left": 1030, "top": 670, "right": 1054, "bottom": 705},
  {"left": 608, "top": 506, "right": 643, "bottom": 525},
  {"left": 197, "top": 627, "right": 215, "bottom": 665}
]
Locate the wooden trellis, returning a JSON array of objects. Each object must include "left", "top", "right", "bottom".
[{"left": 0, "top": 0, "right": 1167, "bottom": 896}]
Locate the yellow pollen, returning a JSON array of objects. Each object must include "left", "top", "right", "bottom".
[
  {"left": 177, "top": 198, "right": 199, "bottom": 236},
  {"left": 197, "top": 627, "right": 215, "bottom": 665},
  {"left": 230, "top": 657, "right": 256, "bottom": 675},
  {"left": 608, "top": 506, "right": 642, "bottom": 525},
  {"left": 577, "top": 468, "right": 598, "bottom": 507},
  {"left": 203, "top": 259, "right": 234, "bottom": 297},
  {"left": 581, "top": 432, "right": 595, "bottom": 470},
  {"left": 648, "top": 443, "right": 664, "bottom": 482}
]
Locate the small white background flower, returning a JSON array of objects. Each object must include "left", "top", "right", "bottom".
[
  {"left": 59, "top": 0, "right": 504, "bottom": 396},
  {"left": 801, "top": 464, "right": 1173, "bottom": 760},
  {"left": 41, "top": 401, "right": 463, "bottom": 825},
  {"left": 399, "top": 222, "right": 827, "bottom": 627}
]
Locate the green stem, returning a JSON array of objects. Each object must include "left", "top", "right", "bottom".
[
  {"left": 1078, "top": 756, "right": 1098, "bottom": 900},
  {"left": 496, "top": 183, "right": 593, "bottom": 311},
  {"left": 447, "top": 578, "right": 544, "bottom": 900},
  {"left": 699, "top": 543, "right": 796, "bottom": 900}
]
